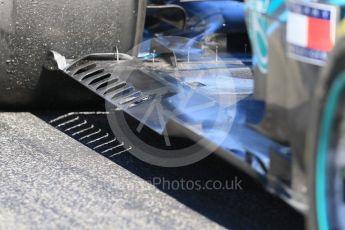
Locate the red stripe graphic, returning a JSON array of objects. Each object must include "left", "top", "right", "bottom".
[{"left": 307, "top": 17, "right": 332, "bottom": 52}]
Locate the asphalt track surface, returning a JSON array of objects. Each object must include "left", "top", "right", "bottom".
[{"left": 0, "top": 112, "right": 304, "bottom": 229}]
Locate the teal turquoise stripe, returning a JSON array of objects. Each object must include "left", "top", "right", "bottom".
[
  {"left": 316, "top": 72, "right": 345, "bottom": 230},
  {"left": 328, "top": 0, "right": 345, "bottom": 6},
  {"left": 267, "top": 0, "right": 284, "bottom": 15}
]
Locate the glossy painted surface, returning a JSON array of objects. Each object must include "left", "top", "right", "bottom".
[{"left": 245, "top": 0, "right": 344, "bottom": 168}]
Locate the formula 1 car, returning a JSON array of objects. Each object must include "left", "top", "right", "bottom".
[
  {"left": 1, "top": 0, "right": 344, "bottom": 229},
  {"left": 246, "top": 1, "right": 345, "bottom": 229}
]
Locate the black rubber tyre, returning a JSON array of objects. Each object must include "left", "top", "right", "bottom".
[
  {"left": 307, "top": 39, "right": 345, "bottom": 230},
  {"left": 0, "top": 0, "right": 146, "bottom": 109}
]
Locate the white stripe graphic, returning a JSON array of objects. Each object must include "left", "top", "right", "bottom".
[{"left": 287, "top": 12, "right": 308, "bottom": 47}]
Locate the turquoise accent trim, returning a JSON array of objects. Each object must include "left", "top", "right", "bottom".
[
  {"left": 267, "top": 0, "right": 284, "bottom": 15},
  {"left": 328, "top": 0, "right": 345, "bottom": 7},
  {"left": 316, "top": 72, "right": 345, "bottom": 230}
]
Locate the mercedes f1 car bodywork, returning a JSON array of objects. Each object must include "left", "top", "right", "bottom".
[
  {"left": 247, "top": 1, "right": 345, "bottom": 229},
  {"left": 1, "top": 0, "right": 344, "bottom": 229}
]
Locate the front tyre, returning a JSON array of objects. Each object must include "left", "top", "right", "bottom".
[{"left": 309, "top": 71, "right": 345, "bottom": 230}]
